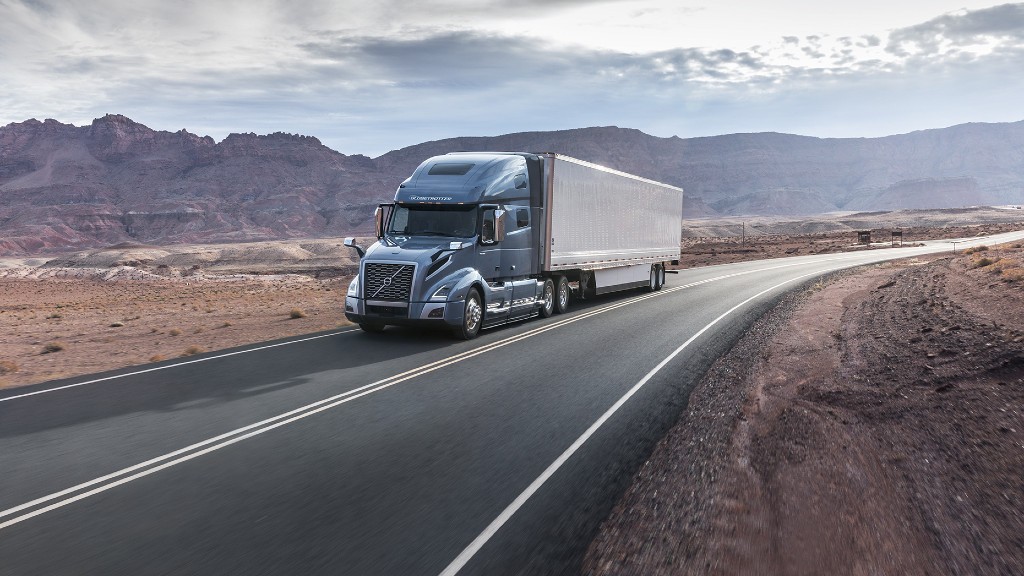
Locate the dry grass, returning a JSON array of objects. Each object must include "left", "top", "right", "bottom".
[
  {"left": 0, "top": 360, "right": 18, "bottom": 375},
  {"left": 42, "top": 341, "right": 65, "bottom": 354},
  {"left": 149, "top": 354, "right": 167, "bottom": 362},
  {"left": 180, "top": 345, "right": 203, "bottom": 357},
  {"left": 168, "top": 328, "right": 182, "bottom": 336},
  {"left": 963, "top": 245, "right": 989, "bottom": 255},
  {"left": 289, "top": 308, "right": 307, "bottom": 319}
]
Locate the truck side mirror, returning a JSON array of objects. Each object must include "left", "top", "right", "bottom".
[
  {"left": 480, "top": 208, "right": 506, "bottom": 245},
  {"left": 343, "top": 237, "right": 365, "bottom": 259},
  {"left": 374, "top": 207, "right": 384, "bottom": 239},
  {"left": 494, "top": 209, "right": 506, "bottom": 242}
]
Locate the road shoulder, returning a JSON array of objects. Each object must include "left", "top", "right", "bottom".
[{"left": 585, "top": 247, "right": 1024, "bottom": 575}]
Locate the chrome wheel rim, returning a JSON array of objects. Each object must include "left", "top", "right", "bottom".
[
  {"left": 465, "top": 297, "right": 482, "bottom": 331},
  {"left": 544, "top": 283, "right": 554, "bottom": 312},
  {"left": 558, "top": 283, "right": 568, "bottom": 309}
]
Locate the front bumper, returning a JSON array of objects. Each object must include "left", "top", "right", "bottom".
[{"left": 345, "top": 296, "right": 461, "bottom": 327}]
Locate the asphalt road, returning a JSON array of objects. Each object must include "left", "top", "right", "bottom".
[{"left": 3, "top": 231, "right": 1024, "bottom": 576}]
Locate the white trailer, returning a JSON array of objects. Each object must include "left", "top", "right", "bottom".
[{"left": 542, "top": 154, "right": 683, "bottom": 294}]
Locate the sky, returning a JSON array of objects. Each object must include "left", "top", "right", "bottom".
[{"left": 1, "top": 0, "right": 1023, "bottom": 156}]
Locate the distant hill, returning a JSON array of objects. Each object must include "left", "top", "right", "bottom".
[{"left": 1, "top": 114, "right": 1022, "bottom": 255}]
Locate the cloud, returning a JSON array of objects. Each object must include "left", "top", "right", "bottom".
[
  {"left": 1, "top": 1, "right": 1022, "bottom": 155},
  {"left": 888, "top": 3, "right": 1024, "bottom": 56}
]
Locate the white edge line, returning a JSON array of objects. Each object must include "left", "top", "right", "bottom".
[
  {"left": 4, "top": 229, "right": 1023, "bottom": 402},
  {"left": 0, "top": 329, "right": 359, "bottom": 402},
  {"left": 0, "top": 251, "right": 929, "bottom": 524},
  {"left": 0, "top": 253, "right": 846, "bottom": 405},
  {"left": 1, "top": 239, "right": 1004, "bottom": 528},
  {"left": 0, "top": 280, "right": 680, "bottom": 528},
  {"left": 437, "top": 267, "right": 841, "bottom": 576}
]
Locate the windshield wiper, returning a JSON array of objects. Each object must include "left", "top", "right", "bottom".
[{"left": 412, "top": 230, "right": 454, "bottom": 236}]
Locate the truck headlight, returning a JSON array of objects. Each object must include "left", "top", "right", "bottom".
[
  {"left": 347, "top": 276, "right": 360, "bottom": 297},
  {"left": 431, "top": 284, "right": 452, "bottom": 300}
]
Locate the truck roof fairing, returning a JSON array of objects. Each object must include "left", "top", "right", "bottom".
[{"left": 395, "top": 153, "right": 530, "bottom": 204}]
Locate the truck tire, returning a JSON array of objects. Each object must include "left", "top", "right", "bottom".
[
  {"left": 655, "top": 264, "right": 665, "bottom": 291},
  {"left": 359, "top": 322, "right": 385, "bottom": 333},
  {"left": 555, "top": 276, "right": 570, "bottom": 314},
  {"left": 539, "top": 278, "right": 555, "bottom": 318},
  {"left": 453, "top": 288, "right": 483, "bottom": 340},
  {"left": 647, "top": 265, "right": 658, "bottom": 292}
]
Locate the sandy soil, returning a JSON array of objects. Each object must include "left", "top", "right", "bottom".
[
  {"left": 585, "top": 243, "right": 1024, "bottom": 575},
  {"left": 0, "top": 273, "right": 352, "bottom": 389},
  {"left": 676, "top": 220, "right": 1024, "bottom": 269}
]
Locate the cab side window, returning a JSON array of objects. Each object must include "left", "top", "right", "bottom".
[{"left": 516, "top": 208, "right": 529, "bottom": 228}]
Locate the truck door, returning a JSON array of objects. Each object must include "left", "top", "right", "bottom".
[
  {"left": 505, "top": 206, "right": 538, "bottom": 319},
  {"left": 478, "top": 206, "right": 511, "bottom": 325}
]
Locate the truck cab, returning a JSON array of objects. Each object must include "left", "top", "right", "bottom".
[{"left": 345, "top": 153, "right": 548, "bottom": 339}]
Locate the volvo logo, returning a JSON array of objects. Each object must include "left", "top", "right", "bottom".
[{"left": 382, "top": 277, "right": 393, "bottom": 287}]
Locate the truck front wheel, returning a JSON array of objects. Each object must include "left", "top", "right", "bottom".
[{"left": 453, "top": 288, "right": 483, "bottom": 340}]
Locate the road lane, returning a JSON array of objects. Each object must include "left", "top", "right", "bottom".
[{"left": 2, "top": 230, "right": 1023, "bottom": 575}]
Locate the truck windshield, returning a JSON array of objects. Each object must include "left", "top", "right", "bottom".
[{"left": 388, "top": 204, "right": 478, "bottom": 238}]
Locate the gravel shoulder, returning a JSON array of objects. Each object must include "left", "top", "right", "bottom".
[{"left": 585, "top": 244, "right": 1024, "bottom": 575}]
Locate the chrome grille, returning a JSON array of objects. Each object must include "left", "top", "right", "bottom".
[{"left": 364, "top": 263, "right": 414, "bottom": 301}]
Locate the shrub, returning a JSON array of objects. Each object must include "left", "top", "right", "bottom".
[
  {"left": 110, "top": 321, "right": 124, "bottom": 327},
  {"left": 974, "top": 257, "right": 995, "bottom": 268},
  {"left": 289, "top": 308, "right": 307, "bottom": 319},
  {"left": 964, "top": 245, "right": 988, "bottom": 255},
  {"left": 1002, "top": 267, "right": 1024, "bottom": 282},
  {"left": 42, "top": 341, "right": 65, "bottom": 353},
  {"left": 181, "top": 345, "right": 203, "bottom": 357},
  {"left": 0, "top": 360, "right": 18, "bottom": 375},
  {"left": 47, "top": 313, "right": 62, "bottom": 319},
  {"left": 168, "top": 328, "right": 182, "bottom": 336},
  {"left": 149, "top": 354, "right": 167, "bottom": 363}
]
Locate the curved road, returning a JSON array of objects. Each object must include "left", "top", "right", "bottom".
[{"left": 2, "top": 231, "right": 1023, "bottom": 576}]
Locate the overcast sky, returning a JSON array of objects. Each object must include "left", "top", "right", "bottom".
[{"left": 2, "top": 0, "right": 1023, "bottom": 156}]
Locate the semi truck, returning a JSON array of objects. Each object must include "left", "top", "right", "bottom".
[{"left": 344, "top": 152, "right": 683, "bottom": 339}]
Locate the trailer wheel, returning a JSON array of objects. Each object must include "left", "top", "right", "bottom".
[
  {"left": 655, "top": 264, "right": 665, "bottom": 291},
  {"left": 359, "top": 322, "right": 385, "bottom": 333},
  {"left": 539, "top": 278, "right": 555, "bottom": 318},
  {"left": 453, "top": 288, "right": 483, "bottom": 340},
  {"left": 647, "top": 265, "right": 658, "bottom": 292},
  {"left": 555, "top": 276, "right": 570, "bottom": 314}
]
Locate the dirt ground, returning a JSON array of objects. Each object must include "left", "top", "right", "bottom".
[
  {"left": 0, "top": 274, "right": 351, "bottom": 389},
  {"left": 676, "top": 220, "right": 1024, "bottom": 269},
  {"left": 585, "top": 243, "right": 1024, "bottom": 575}
]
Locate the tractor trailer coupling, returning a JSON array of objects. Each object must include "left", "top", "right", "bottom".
[{"left": 344, "top": 152, "right": 683, "bottom": 339}]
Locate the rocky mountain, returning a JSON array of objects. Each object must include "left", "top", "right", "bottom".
[{"left": 1, "top": 114, "right": 1023, "bottom": 255}]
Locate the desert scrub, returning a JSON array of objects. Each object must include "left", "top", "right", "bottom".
[
  {"left": 963, "top": 245, "right": 988, "bottom": 255},
  {"left": 974, "top": 257, "right": 995, "bottom": 268},
  {"left": 0, "top": 360, "right": 19, "bottom": 375},
  {"left": 180, "top": 345, "right": 203, "bottom": 357},
  {"left": 149, "top": 354, "right": 167, "bottom": 363},
  {"left": 289, "top": 308, "right": 307, "bottom": 319},
  {"left": 168, "top": 328, "right": 182, "bottom": 336},
  {"left": 42, "top": 341, "right": 66, "bottom": 354}
]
